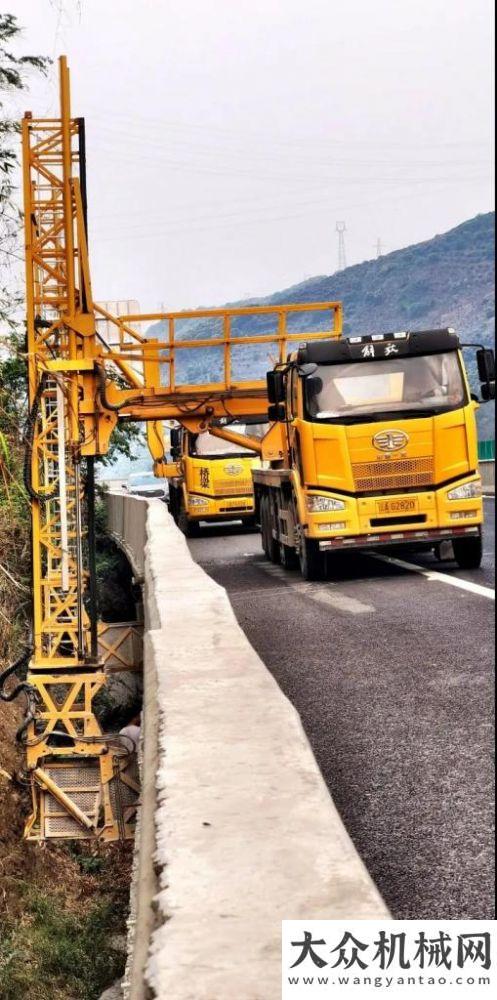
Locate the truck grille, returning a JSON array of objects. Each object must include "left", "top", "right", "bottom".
[
  {"left": 352, "top": 457, "right": 434, "bottom": 493},
  {"left": 212, "top": 479, "right": 253, "bottom": 496}
]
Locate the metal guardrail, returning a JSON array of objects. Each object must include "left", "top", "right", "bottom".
[{"left": 479, "top": 439, "right": 495, "bottom": 461}]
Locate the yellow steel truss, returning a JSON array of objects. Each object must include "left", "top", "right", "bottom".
[
  {"left": 22, "top": 58, "right": 137, "bottom": 841},
  {"left": 20, "top": 56, "right": 342, "bottom": 840}
]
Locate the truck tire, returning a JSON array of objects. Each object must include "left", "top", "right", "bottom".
[
  {"left": 452, "top": 534, "right": 482, "bottom": 569},
  {"left": 299, "top": 537, "right": 324, "bottom": 581},
  {"left": 279, "top": 540, "right": 298, "bottom": 570},
  {"left": 177, "top": 503, "right": 200, "bottom": 538},
  {"left": 260, "top": 496, "right": 269, "bottom": 556},
  {"left": 261, "top": 494, "right": 279, "bottom": 563},
  {"left": 169, "top": 485, "right": 180, "bottom": 524}
]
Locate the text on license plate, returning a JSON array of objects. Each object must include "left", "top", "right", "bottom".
[{"left": 376, "top": 498, "right": 419, "bottom": 515}]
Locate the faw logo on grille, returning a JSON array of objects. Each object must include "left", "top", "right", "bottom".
[
  {"left": 372, "top": 429, "right": 409, "bottom": 452},
  {"left": 223, "top": 462, "right": 244, "bottom": 475}
]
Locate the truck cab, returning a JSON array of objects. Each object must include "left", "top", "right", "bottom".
[
  {"left": 168, "top": 421, "right": 268, "bottom": 535},
  {"left": 253, "top": 328, "right": 494, "bottom": 578}
]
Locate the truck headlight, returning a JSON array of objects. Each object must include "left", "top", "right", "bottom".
[
  {"left": 447, "top": 481, "right": 481, "bottom": 501},
  {"left": 306, "top": 495, "right": 345, "bottom": 512},
  {"left": 189, "top": 495, "right": 209, "bottom": 507}
]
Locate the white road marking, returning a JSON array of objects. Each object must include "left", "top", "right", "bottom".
[
  {"left": 259, "top": 562, "right": 374, "bottom": 614},
  {"left": 371, "top": 553, "right": 495, "bottom": 601},
  {"left": 310, "top": 588, "right": 374, "bottom": 614},
  {"left": 260, "top": 564, "right": 286, "bottom": 577}
]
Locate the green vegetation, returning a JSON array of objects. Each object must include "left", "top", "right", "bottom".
[
  {"left": 1, "top": 12, "right": 47, "bottom": 662},
  {"left": 1, "top": 14, "right": 49, "bottom": 326},
  {"left": 0, "top": 871, "right": 129, "bottom": 1000}
]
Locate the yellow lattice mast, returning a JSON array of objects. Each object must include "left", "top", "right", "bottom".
[
  {"left": 22, "top": 58, "right": 137, "bottom": 840},
  {"left": 20, "top": 56, "right": 341, "bottom": 841}
]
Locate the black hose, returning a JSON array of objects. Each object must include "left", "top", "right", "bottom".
[
  {"left": 15, "top": 686, "right": 38, "bottom": 744},
  {"left": 0, "top": 646, "right": 33, "bottom": 703},
  {"left": 0, "top": 646, "right": 39, "bottom": 743},
  {"left": 85, "top": 457, "right": 99, "bottom": 661},
  {"left": 96, "top": 364, "right": 142, "bottom": 412}
]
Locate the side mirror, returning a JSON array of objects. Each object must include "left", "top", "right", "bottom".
[
  {"left": 170, "top": 426, "right": 182, "bottom": 459},
  {"left": 476, "top": 348, "right": 496, "bottom": 403},
  {"left": 267, "top": 369, "right": 285, "bottom": 403},
  {"left": 268, "top": 403, "right": 286, "bottom": 422},
  {"left": 476, "top": 347, "right": 495, "bottom": 383}
]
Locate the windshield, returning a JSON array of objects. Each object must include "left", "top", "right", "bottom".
[
  {"left": 191, "top": 423, "right": 268, "bottom": 458},
  {"left": 305, "top": 352, "right": 466, "bottom": 422}
]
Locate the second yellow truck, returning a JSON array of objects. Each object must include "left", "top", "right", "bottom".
[{"left": 168, "top": 420, "right": 267, "bottom": 535}]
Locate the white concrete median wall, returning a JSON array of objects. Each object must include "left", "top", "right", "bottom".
[
  {"left": 105, "top": 494, "right": 389, "bottom": 1000},
  {"left": 106, "top": 490, "right": 147, "bottom": 580}
]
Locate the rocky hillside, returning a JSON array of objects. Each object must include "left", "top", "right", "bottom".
[
  {"left": 147, "top": 212, "right": 495, "bottom": 437},
  {"left": 266, "top": 211, "right": 494, "bottom": 346}
]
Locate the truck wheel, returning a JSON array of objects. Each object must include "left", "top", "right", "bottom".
[
  {"left": 261, "top": 494, "right": 280, "bottom": 563},
  {"left": 260, "top": 497, "right": 268, "bottom": 555},
  {"left": 279, "top": 541, "right": 297, "bottom": 570},
  {"left": 299, "top": 537, "right": 324, "bottom": 581},
  {"left": 452, "top": 535, "right": 482, "bottom": 569},
  {"left": 260, "top": 496, "right": 270, "bottom": 556},
  {"left": 177, "top": 505, "right": 200, "bottom": 538},
  {"left": 169, "top": 486, "right": 180, "bottom": 524}
]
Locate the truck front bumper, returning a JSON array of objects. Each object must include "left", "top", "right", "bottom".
[
  {"left": 187, "top": 494, "right": 255, "bottom": 521},
  {"left": 304, "top": 475, "right": 483, "bottom": 550},
  {"left": 317, "top": 524, "right": 481, "bottom": 552}
]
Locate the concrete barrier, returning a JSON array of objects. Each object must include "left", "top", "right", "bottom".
[
  {"left": 480, "top": 460, "right": 495, "bottom": 494},
  {"left": 106, "top": 495, "right": 389, "bottom": 1000},
  {"left": 105, "top": 491, "right": 147, "bottom": 580}
]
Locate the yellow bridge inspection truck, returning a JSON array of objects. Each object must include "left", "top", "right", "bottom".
[
  {"left": 253, "top": 328, "right": 495, "bottom": 579},
  {"left": 168, "top": 420, "right": 268, "bottom": 535}
]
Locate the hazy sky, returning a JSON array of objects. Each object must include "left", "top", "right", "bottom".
[{"left": 11, "top": 0, "right": 494, "bottom": 311}]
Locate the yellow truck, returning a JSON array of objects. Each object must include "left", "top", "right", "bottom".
[
  {"left": 168, "top": 420, "right": 268, "bottom": 535},
  {"left": 253, "top": 328, "right": 495, "bottom": 579}
]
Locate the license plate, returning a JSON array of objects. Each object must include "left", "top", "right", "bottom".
[{"left": 376, "top": 498, "right": 419, "bottom": 515}]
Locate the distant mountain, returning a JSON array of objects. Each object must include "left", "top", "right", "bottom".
[
  {"left": 267, "top": 211, "right": 495, "bottom": 343},
  {"left": 148, "top": 212, "right": 495, "bottom": 440}
]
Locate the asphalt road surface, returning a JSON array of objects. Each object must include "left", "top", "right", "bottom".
[{"left": 188, "top": 498, "right": 495, "bottom": 920}]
